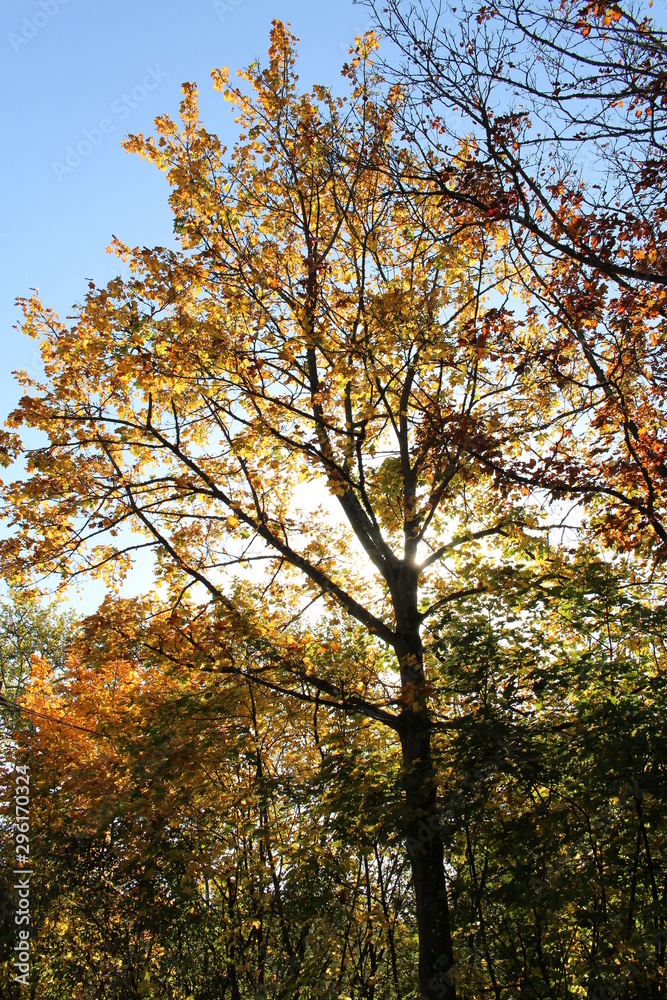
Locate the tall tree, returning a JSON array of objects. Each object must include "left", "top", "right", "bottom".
[{"left": 0, "top": 23, "right": 527, "bottom": 996}]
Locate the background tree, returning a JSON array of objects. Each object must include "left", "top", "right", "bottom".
[
  {"left": 0, "top": 593, "right": 75, "bottom": 1000},
  {"left": 429, "top": 544, "right": 667, "bottom": 998},
  {"left": 0, "top": 589, "right": 73, "bottom": 715},
  {"left": 366, "top": 0, "right": 667, "bottom": 559},
  {"left": 9, "top": 596, "right": 414, "bottom": 1000}
]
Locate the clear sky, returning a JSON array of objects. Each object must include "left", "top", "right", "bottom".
[{"left": 1, "top": 0, "right": 372, "bottom": 413}]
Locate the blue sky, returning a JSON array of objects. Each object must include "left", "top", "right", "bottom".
[{"left": 1, "top": 0, "right": 372, "bottom": 412}]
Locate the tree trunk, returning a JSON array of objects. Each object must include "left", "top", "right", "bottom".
[
  {"left": 392, "top": 558, "right": 456, "bottom": 999},
  {"left": 387, "top": 552, "right": 456, "bottom": 1000},
  {"left": 400, "top": 713, "right": 456, "bottom": 1000}
]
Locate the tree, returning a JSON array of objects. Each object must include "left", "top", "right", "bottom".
[
  {"left": 0, "top": 588, "right": 73, "bottom": 710},
  {"left": 365, "top": 0, "right": 667, "bottom": 559},
  {"left": 0, "top": 592, "right": 75, "bottom": 1000},
  {"left": 11, "top": 599, "right": 413, "bottom": 999},
  {"left": 428, "top": 546, "right": 667, "bottom": 998},
  {"left": 1, "top": 23, "right": 511, "bottom": 996},
  {"left": 3, "top": 19, "right": 666, "bottom": 999}
]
